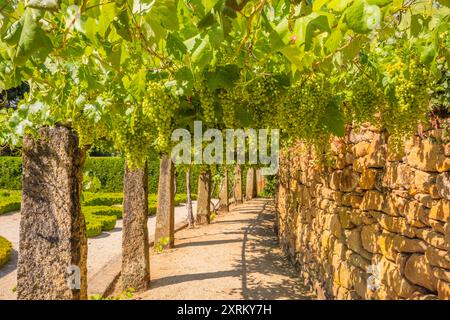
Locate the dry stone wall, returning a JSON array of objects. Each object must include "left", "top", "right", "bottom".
[{"left": 276, "top": 123, "right": 450, "bottom": 300}]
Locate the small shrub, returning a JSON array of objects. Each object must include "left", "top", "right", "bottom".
[
  {"left": 260, "top": 175, "right": 277, "bottom": 198},
  {"left": 154, "top": 236, "right": 170, "bottom": 253},
  {"left": 0, "top": 236, "right": 13, "bottom": 267}
]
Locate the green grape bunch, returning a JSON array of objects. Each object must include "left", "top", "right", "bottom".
[
  {"left": 198, "top": 86, "right": 216, "bottom": 126},
  {"left": 345, "top": 74, "right": 385, "bottom": 125},
  {"left": 279, "top": 75, "right": 333, "bottom": 142},
  {"left": 143, "top": 81, "right": 180, "bottom": 154},
  {"left": 382, "top": 57, "right": 431, "bottom": 148}
]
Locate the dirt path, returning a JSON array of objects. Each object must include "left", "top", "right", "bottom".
[
  {"left": 0, "top": 201, "right": 200, "bottom": 300},
  {"left": 136, "top": 199, "right": 315, "bottom": 300}
]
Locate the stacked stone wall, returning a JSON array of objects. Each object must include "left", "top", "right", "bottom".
[{"left": 277, "top": 123, "right": 450, "bottom": 300}]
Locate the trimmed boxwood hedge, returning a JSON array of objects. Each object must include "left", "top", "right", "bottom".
[
  {"left": 82, "top": 206, "right": 123, "bottom": 219},
  {"left": 86, "top": 220, "right": 103, "bottom": 238},
  {"left": 82, "top": 193, "right": 123, "bottom": 206},
  {"left": 90, "top": 214, "right": 117, "bottom": 231},
  {"left": 83, "top": 206, "right": 118, "bottom": 238},
  {"left": 0, "top": 236, "right": 12, "bottom": 267},
  {"left": 0, "top": 157, "right": 22, "bottom": 190},
  {"left": 0, "top": 156, "right": 200, "bottom": 194},
  {"left": 0, "top": 191, "right": 21, "bottom": 215}
]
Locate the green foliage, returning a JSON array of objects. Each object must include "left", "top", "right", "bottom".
[
  {"left": 0, "top": 199, "right": 20, "bottom": 215},
  {"left": 0, "top": 156, "right": 201, "bottom": 193},
  {"left": 89, "top": 288, "right": 135, "bottom": 300},
  {"left": 82, "top": 192, "right": 123, "bottom": 207},
  {"left": 0, "top": 190, "right": 21, "bottom": 215},
  {"left": 0, "top": 0, "right": 447, "bottom": 175},
  {"left": 0, "top": 235, "right": 12, "bottom": 267},
  {"left": 87, "top": 214, "right": 117, "bottom": 232},
  {"left": 260, "top": 175, "right": 277, "bottom": 198},
  {"left": 0, "top": 157, "right": 22, "bottom": 190},
  {"left": 84, "top": 157, "right": 124, "bottom": 192},
  {"left": 154, "top": 236, "right": 170, "bottom": 253},
  {"left": 82, "top": 206, "right": 123, "bottom": 219},
  {"left": 85, "top": 220, "right": 103, "bottom": 238}
]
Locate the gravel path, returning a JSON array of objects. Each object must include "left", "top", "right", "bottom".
[
  {"left": 0, "top": 201, "right": 200, "bottom": 300},
  {"left": 135, "top": 199, "right": 315, "bottom": 300}
]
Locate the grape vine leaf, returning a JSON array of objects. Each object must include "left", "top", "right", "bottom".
[
  {"left": 203, "top": 64, "right": 240, "bottom": 91},
  {"left": 168, "top": 66, "right": 194, "bottom": 96},
  {"left": 305, "top": 14, "right": 331, "bottom": 51},
  {"left": 167, "top": 33, "right": 187, "bottom": 60},
  {"left": 14, "top": 9, "right": 53, "bottom": 65},
  {"left": 2, "top": 19, "right": 24, "bottom": 46},
  {"left": 345, "top": 0, "right": 381, "bottom": 34}
]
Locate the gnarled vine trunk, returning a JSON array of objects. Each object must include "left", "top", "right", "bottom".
[
  {"left": 122, "top": 160, "right": 150, "bottom": 292},
  {"left": 155, "top": 154, "right": 175, "bottom": 249},
  {"left": 196, "top": 169, "right": 211, "bottom": 224},
  {"left": 17, "top": 125, "right": 87, "bottom": 300}
]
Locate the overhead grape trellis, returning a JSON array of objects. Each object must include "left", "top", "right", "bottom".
[{"left": 0, "top": 0, "right": 447, "bottom": 164}]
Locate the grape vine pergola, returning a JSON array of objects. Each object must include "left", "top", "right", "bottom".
[{"left": 0, "top": 0, "right": 448, "bottom": 299}]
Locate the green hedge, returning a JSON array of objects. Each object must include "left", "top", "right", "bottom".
[
  {"left": 86, "top": 220, "right": 103, "bottom": 238},
  {"left": 0, "top": 157, "right": 22, "bottom": 190},
  {"left": 82, "top": 206, "right": 123, "bottom": 219},
  {"left": 0, "top": 191, "right": 21, "bottom": 215},
  {"left": 82, "top": 193, "right": 123, "bottom": 206},
  {"left": 0, "top": 156, "right": 200, "bottom": 194},
  {"left": 83, "top": 206, "right": 119, "bottom": 237},
  {"left": 90, "top": 214, "right": 117, "bottom": 231},
  {"left": 0, "top": 236, "right": 12, "bottom": 267}
]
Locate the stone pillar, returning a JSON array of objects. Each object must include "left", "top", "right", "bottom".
[
  {"left": 17, "top": 125, "right": 87, "bottom": 300},
  {"left": 233, "top": 165, "right": 243, "bottom": 204},
  {"left": 196, "top": 169, "right": 211, "bottom": 224},
  {"left": 246, "top": 168, "right": 257, "bottom": 200},
  {"left": 155, "top": 154, "right": 175, "bottom": 249},
  {"left": 256, "top": 169, "right": 266, "bottom": 196},
  {"left": 122, "top": 161, "right": 150, "bottom": 292},
  {"left": 218, "top": 169, "right": 229, "bottom": 212}
]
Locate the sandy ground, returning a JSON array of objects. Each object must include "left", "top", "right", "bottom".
[
  {"left": 0, "top": 201, "right": 201, "bottom": 300},
  {"left": 134, "top": 199, "right": 315, "bottom": 300}
]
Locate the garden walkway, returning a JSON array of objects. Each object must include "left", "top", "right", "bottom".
[
  {"left": 0, "top": 202, "right": 200, "bottom": 300},
  {"left": 135, "top": 199, "right": 315, "bottom": 300}
]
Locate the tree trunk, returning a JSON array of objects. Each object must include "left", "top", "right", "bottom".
[
  {"left": 233, "top": 164, "right": 243, "bottom": 204},
  {"left": 122, "top": 161, "right": 150, "bottom": 292},
  {"left": 246, "top": 167, "right": 257, "bottom": 200},
  {"left": 196, "top": 169, "right": 211, "bottom": 225},
  {"left": 17, "top": 125, "right": 87, "bottom": 300},
  {"left": 218, "top": 168, "right": 229, "bottom": 212},
  {"left": 155, "top": 154, "right": 175, "bottom": 249},
  {"left": 186, "top": 167, "right": 195, "bottom": 227}
]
